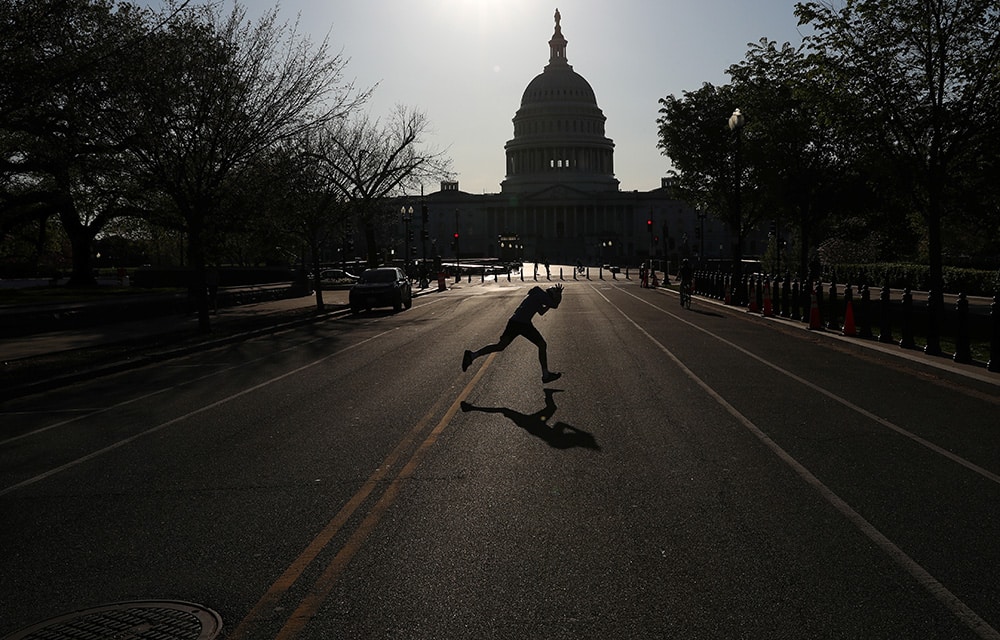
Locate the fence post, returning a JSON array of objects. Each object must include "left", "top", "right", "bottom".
[
  {"left": 988, "top": 295, "right": 1000, "bottom": 373},
  {"left": 900, "top": 288, "right": 916, "bottom": 349},
  {"left": 791, "top": 279, "right": 801, "bottom": 321},
  {"left": 827, "top": 279, "right": 840, "bottom": 331},
  {"left": 781, "top": 274, "right": 790, "bottom": 317},
  {"left": 879, "top": 285, "right": 894, "bottom": 343},
  {"left": 925, "top": 290, "right": 943, "bottom": 356},
  {"left": 953, "top": 293, "right": 972, "bottom": 364},
  {"left": 773, "top": 275, "right": 782, "bottom": 316},
  {"left": 859, "top": 284, "right": 874, "bottom": 339},
  {"left": 816, "top": 282, "right": 825, "bottom": 326}
]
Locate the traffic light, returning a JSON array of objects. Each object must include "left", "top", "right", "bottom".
[
  {"left": 454, "top": 232, "right": 459, "bottom": 240},
  {"left": 646, "top": 219, "right": 653, "bottom": 233}
]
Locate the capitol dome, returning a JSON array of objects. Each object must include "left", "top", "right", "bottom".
[
  {"left": 520, "top": 65, "right": 596, "bottom": 106},
  {"left": 501, "top": 9, "right": 618, "bottom": 194}
]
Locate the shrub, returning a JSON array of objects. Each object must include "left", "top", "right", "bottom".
[{"left": 829, "top": 263, "right": 998, "bottom": 296}]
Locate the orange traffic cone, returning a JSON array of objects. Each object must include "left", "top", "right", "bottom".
[
  {"left": 762, "top": 280, "right": 773, "bottom": 317},
  {"left": 842, "top": 300, "right": 856, "bottom": 336},
  {"left": 747, "top": 278, "right": 759, "bottom": 314},
  {"left": 808, "top": 288, "right": 823, "bottom": 330}
]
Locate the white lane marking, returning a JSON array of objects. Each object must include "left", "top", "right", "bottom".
[
  {"left": 0, "top": 389, "right": 172, "bottom": 446},
  {"left": 0, "top": 331, "right": 393, "bottom": 497},
  {"left": 595, "top": 286, "right": 1000, "bottom": 640},
  {"left": 622, "top": 286, "right": 1000, "bottom": 487}
]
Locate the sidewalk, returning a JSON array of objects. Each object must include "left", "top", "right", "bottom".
[
  {"left": 0, "top": 289, "right": 346, "bottom": 363},
  {"left": 0, "top": 278, "right": 454, "bottom": 364},
  {"left": 0, "top": 282, "right": 464, "bottom": 401}
]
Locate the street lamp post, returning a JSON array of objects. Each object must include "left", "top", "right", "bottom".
[
  {"left": 454, "top": 209, "right": 461, "bottom": 282},
  {"left": 697, "top": 209, "right": 706, "bottom": 263},
  {"left": 728, "top": 108, "right": 745, "bottom": 305},
  {"left": 400, "top": 205, "right": 413, "bottom": 278},
  {"left": 420, "top": 204, "right": 428, "bottom": 264}
]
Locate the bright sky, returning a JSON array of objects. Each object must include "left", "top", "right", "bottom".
[{"left": 147, "top": 0, "right": 809, "bottom": 194}]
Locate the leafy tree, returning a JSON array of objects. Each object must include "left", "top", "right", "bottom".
[
  {"left": 0, "top": 0, "right": 152, "bottom": 285},
  {"left": 108, "top": 1, "right": 365, "bottom": 331},
  {"left": 723, "top": 38, "right": 899, "bottom": 281},
  {"left": 796, "top": 0, "right": 1000, "bottom": 349},
  {"left": 657, "top": 82, "right": 770, "bottom": 290},
  {"left": 242, "top": 138, "right": 355, "bottom": 311}
]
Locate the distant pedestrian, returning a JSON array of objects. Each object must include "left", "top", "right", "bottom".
[
  {"left": 639, "top": 262, "right": 648, "bottom": 288},
  {"left": 463, "top": 284, "right": 564, "bottom": 383}
]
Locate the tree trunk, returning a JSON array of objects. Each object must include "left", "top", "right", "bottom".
[
  {"left": 61, "top": 210, "right": 98, "bottom": 287},
  {"left": 924, "top": 162, "right": 945, "bottom": 355},
  {"left": 187, "top": 221, "right": 211, "bottom": 333},
  {"left": 364, "top": 220, "right": 378, "bottom": 267},
  {"left": 310, "top": 238, "right": 325, "bottom": 312}
]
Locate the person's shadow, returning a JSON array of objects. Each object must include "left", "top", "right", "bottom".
[{"left": 460, "top": 389, "right": 601, "bottom": 451}]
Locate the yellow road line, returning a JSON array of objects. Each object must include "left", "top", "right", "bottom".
[{"left": 230, "top": 353, "right": 495, "bottom": 640}]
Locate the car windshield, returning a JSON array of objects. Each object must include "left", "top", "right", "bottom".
[{"left": 360, "top": 269, "right": 397, "bottom": 284}]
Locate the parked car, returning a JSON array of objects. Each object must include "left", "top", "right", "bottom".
[
  {"left": 319, "top": 268, "right": 359, "bottom": 284},
  {"left": 349, "top": 267, "right": 412, "bottom": 313}
]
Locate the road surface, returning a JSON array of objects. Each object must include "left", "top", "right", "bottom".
[{"left": 2, "top": 277, "right": 999, "bottom": 639}]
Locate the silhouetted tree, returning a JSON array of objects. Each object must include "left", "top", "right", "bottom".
[
  {"left": 0, "top": 0, "right": 151, "bottom": 285},
  {"left": 310, "top": 106, "right": 452, "bottom": 267},
  {"left": 796, "top": 0, "right": 1000, "bottom": 344},
  {"left": 109, "top": 1, "right": 364, "bottom": 331}
]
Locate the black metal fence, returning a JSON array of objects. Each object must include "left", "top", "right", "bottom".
[{"left": 688, "top": 270, "right": 999, "bottom": 372}]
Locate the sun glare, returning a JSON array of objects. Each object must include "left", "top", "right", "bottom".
[{"left": 433, "top": 0, "right": 532, "bottom": 33}]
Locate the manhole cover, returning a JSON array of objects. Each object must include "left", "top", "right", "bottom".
[{"left": 3, "top": 600, "right": 222, "bottom": 640}]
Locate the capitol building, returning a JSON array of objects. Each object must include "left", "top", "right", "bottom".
[{"left": 391, "top": 9, "right": 738, "bottom": 271}]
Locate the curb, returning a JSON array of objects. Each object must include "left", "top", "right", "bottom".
[
  {"left": 655, "top": 285, "right": 1000, "bottom": 388},
  {"left": 2, "top": 285, "right": 445, "bottom": 401},
  {"left": 1, "top": 306, "right": 350, "bottom": 402}
]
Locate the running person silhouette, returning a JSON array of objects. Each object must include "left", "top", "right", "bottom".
[{"left": 463, "top": 284, "right": 563, "bottom": 383}]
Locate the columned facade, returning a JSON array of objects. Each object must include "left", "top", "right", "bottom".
[{"left": 386, "top": 10, "right": 737, "bottom": 271}]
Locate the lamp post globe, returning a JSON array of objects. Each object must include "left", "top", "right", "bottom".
[{"left": 728, "top": 108, "right": 744, "bottom": 131}]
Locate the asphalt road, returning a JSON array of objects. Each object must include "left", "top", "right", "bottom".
[{"left": 2, "top": 277, "right": 999, "bottom": 639}]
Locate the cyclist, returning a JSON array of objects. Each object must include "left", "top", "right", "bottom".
[{"left": 679, "top": 258, "right": 694, "bottom": 307}]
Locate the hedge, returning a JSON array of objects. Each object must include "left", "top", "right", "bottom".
[{"left": 828, "top": 263, "right": 1000, "bottom": 297}]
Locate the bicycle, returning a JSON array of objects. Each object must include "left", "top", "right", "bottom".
[{"left": 679, "top": 280, "right": 692, "bottom": 309}]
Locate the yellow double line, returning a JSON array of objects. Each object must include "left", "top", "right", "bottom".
[{"left": 228, "top": 354, "right": 496, "bottom": 640}]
